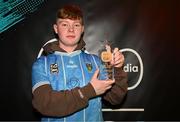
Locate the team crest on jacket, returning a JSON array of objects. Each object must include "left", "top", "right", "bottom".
[
  {"left": 86, "top": 63, "right": 92, "bottom": 72},
  {"left": 50, "top": 63, "right": 58, "bottom": 73}
]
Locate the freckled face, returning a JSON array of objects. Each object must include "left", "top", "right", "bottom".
[{"left": 53, "top": 18, "right": 84, "bottom": 47}]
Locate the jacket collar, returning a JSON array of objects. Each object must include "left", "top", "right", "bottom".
[{"left": 43, "top": 38, "right": 86, "bottom": 55}]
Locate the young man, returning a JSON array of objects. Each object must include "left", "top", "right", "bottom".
[{"left": 32, "top": 4, "right": 128, "bottom": 122}]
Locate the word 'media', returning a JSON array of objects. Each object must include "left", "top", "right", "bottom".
[{"left": 123, "top": 63, "right": 138, "bottom": 72}]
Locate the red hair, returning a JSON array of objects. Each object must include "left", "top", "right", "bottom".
[{"left": 56, "top": 4, "right": 83, "bottom": 24}]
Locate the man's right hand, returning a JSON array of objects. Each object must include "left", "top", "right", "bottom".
[{"left": 90, "top": 69, "right": 115, "bottom": 95}]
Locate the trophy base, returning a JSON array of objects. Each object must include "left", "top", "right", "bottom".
[{"left": 100, "top": 62, "right": 114, "bottom": 80}]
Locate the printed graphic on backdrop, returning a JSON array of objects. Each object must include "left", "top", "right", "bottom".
[{"left": 0, "top": 0, "right": 45, "bottom": 33}]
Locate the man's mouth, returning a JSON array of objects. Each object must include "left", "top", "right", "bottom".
[{"left": 66, "top": 35, "right": 75, "bottom": 38}]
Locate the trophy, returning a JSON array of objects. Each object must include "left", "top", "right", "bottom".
[{"left": 99, "top": 40, "right": 114, "bottom": 80}]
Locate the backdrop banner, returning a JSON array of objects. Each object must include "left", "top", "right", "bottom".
[{"left": 0, "top": 0, "right": 180, "bottom": 121}]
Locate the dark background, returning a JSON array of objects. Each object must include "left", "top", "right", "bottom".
[{"left": 0, "top": 0, "right": 180, "bottom": 121}]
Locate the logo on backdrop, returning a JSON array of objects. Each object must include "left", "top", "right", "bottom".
[{"left": 120, "top": 48, "right": 143, "bottom": 90}]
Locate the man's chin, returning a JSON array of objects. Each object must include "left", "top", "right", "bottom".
[
  {"left": 60, "top": 39, "right": 79, "bottom": 47},
  {"left": 65, "top": 42, "right": 78, "bottom": 47},
  {"left": 67, "top": 40, "right": 79, "bottom": 46}
]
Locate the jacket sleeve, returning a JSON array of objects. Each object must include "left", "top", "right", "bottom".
[
  {"left": 103, "top": 67, "right": 128, "bottom": 105},
  {"left": 32, "top": 83, "right": 96, "bottom": 117}
]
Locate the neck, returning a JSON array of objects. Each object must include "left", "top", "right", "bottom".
[{"left": 59, "top": 43, "right": 77, "bottom": 53}]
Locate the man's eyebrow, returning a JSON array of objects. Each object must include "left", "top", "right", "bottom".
[{"left": 58, "top": 20, "right": 68, "bottom": 23}]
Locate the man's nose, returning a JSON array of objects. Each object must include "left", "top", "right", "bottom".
[{"left": 68, "top": 26, "right": 74, "bottom": 32}]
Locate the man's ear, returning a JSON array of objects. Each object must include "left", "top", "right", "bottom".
[
  {"left": 81, "top": 26, "right": 84, "bottom": 34},
  {"left": 53, "top": 24, "right": 58, "bottom": 34}
]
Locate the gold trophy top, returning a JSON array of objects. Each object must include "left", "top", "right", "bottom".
[{"left": 101, "top": 45, "right": 113, "bottom": 62}]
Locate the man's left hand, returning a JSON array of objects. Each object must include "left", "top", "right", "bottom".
[{"left": 111, "top": 48, "right": 124, "bottom": 68}]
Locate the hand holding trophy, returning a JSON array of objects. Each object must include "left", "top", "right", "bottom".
[{"left": 99, "top": 40, "right": 114, "bottom": 80}]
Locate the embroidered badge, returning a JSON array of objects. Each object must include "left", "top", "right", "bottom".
[
  {"left": 50, "top": 63, "right": 58, "bottom": 73},
  {"left": 86, "top": 63, "right": 92, "bottom": 72}
]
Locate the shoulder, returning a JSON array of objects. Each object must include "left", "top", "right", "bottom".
[
  {"left": 82, "top": 51, "right": 102, "bottom": 66},
  {"left": 33, "top": 56, "right": 46, "bottom": 65},
  {"left": 82, "top": 51, "right": 100, "bottom": 60},
  {"left": 32, "top": 54, "right": 57, "bottom": 67}
]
